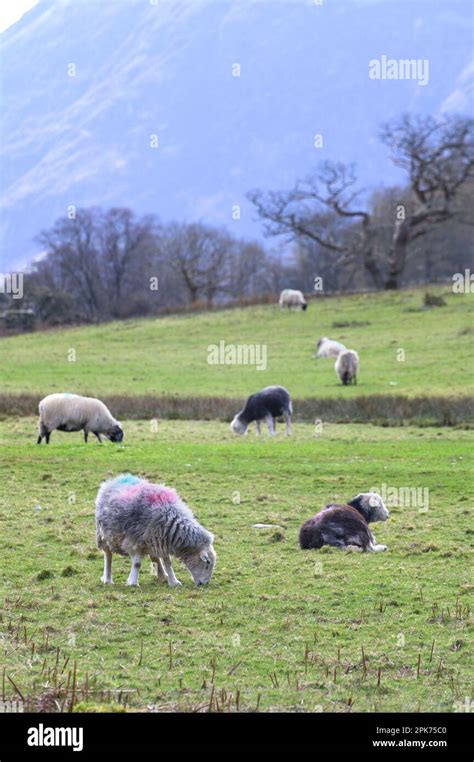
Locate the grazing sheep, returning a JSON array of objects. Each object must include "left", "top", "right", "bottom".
[
  {"left": 335, "top": 349, "right": 359, "bottom": 385},
  {"left": 37, "top": 393, "right": 123, "bottom": 444},
  {"left": 316, "top": 337, "right": 347, "bottom": 358},
  {"left": 299, "top": 492, "right": 389, "bottom": 552},
  {"left": 95, "top": 474, "right": 216, "bottom": 587},
  {"left": 279, "top": 289, "right": 308, "bottom": 311},
  {"left": 231, "top": 385, "right": 292, "bottom": 436}
]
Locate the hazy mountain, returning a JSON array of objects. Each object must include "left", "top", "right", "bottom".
[{"left": 0, "top": 0, "right": 472, "bottom": 270}]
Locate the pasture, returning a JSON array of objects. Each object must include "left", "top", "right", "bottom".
[
  {"left": 0, "top": 286, "right": 473, "bottom": 399},
  {"left": 1, "top": 419, "right": 472, "bottom": 713},
  {"left": 1, "top": 285, "right": 472, "bottom": 714}
]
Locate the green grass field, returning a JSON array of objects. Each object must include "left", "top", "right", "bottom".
[
  {"left": 1, "top": 286, "right": 472, "bottom": 714},
  {"left": 1, "top": 419, "right": 472, "bottom": 713},
  {"left": 1, "top": 286, "right": 473, "bottom": 399}
]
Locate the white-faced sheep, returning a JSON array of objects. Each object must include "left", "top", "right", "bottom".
[
  {"left": 37, "top": 393, "right": 123, "bottom": 444},
  {"left": 230, "top": 385, "right": 292, "bottom": 436},
  {"left": 299, "top": 492, "right": 389, "bottom": 552},
  {"left": 96, "top": 474, "right": 216, "bottom": 587},
  {"left": 335, "top": 349, "right": 359, "bottom": 385},
  {"left": 278, "top": 289, "right": 307, "bottom": 311},
  {"left": 316, "top": 337, "right": 347, "bottom": 358}
]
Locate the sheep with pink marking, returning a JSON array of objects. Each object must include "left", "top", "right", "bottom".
[{"left": 95, "top": 474, "right": 216, "bottom": 588}]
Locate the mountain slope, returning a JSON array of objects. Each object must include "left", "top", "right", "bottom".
[{"left": 1, "top": 0, "right": 473, "bottom": 269}]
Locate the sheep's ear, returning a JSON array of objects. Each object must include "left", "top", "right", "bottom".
[
  {"left": 200, "top": 550, "right": 209, "bottom": 562},
  {"left": 348, "top": 495, "right": 367, "bottom": 517}
]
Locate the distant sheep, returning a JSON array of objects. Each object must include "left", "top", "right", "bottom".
[
  {"left": 279, "top": 289, "right": 307, "bottom": 311},
  {"left": 335, "top": 349, "right": 359, "bottom": 385},
  {"left": 231, "top": 385, "right": 292, "bottom": 436},
  {"left": 316, "top": 337, "right": 347, "bottom": 358},
  {"left": 37, "top": 393, "right": 123, "bottom": 444},
  {"left": 299, "top": 492, "right": 389, "bottom": 552},
  {"left": 95, "top": 474, "right": 216, "bottom": 587}
]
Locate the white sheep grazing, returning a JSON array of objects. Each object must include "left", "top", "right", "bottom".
[
  {"left": 278, "top": 289, "right": 307, "bottom": 311},
  {"left": 316, "top": 337, "right": 347, "bottom": 358},
  {"left": 335, "top": 350, "right": 359, "bottom": 385},
  {"left": 37, "top": 393, "right": 123, "bottom": 444},
  {"left": 95, "top": 474, "right": 216, "bottom": 588}
]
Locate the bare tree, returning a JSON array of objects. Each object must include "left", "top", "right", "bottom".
[
  {"left": 380, "top": 114, "right": 474, "bottom": 288},
  {"left": 248, "top": 161, "right": 383, "bottom": 289},
  {"left": 165, "top": 222, "right": 232, "bottom": 306},
  {"left": 100, "top": 208, "right": 158, "bottom": 316},
  {"left": 37, "top": 208, "right": 104, "bottom": 319},
  {"left": 227, "top": 240, "right": 268, "bottom": 298},
  {"left": 248, "top": 115, "right": 474, "bottom": 289}
]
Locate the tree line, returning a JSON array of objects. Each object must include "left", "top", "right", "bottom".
[{"left": 1, "top": 113, "right": 473, "bottom": 328}]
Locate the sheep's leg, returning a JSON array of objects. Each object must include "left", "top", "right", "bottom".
[
  {"left": 367, "top": 533, "right": 387, "bottom": 551},
  {"left": 161, "top": 555, "right": 182, "bottom": 587},
  {"left": 255, "top": 420, "right": 261, "bottom": 436},
  {"left": 368, "top": 544, "right": 388, "bottom": 552},
  {"left": 93, "top": 432, "right": 103, "bottom": 443},
  {"left": 37, "top": 422, "right": 48, "bottom": 444},
  {"left": 284, "top": 412, "right": 292, "bottom": 436},
  {"left": 45, "top": 431, "right": 51, "bottom": 444},
  {"left": 266, "top": 415, "right": 276, "bottom": 435},
  {"left": 101, "top": 549, "right": 113, "bottom": 584},
  {"left": 127, "top": 554, "right": 142, "bottom": 586},
  {"left": 150, "top": 556, "right": 168, "bottom": 583},
  {"left": 83, "top": 430, "right": 89, "bottom": 443}
]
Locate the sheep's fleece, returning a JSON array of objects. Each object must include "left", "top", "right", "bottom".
[{"left": 95, "top": 474, "right": 216, "bottom": 587}]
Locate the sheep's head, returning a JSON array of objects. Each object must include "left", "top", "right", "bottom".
[
  {"left": 302, "top": 303, "right": 308, "bottom": 311},
  {"left": 107, "top": 424, "right": 124, "bottom": 443},
  {"left": 316, "top": 337, "right": 327, "bottom": 357},
  {"left": 230, "top": 414, "right": 247, "bottom": 436},
  {"left": 348, "top": 492, "right": 389, "bottom": 523},
  {"left": 184, "top": 544, "right": 217, "bottom": 586}
]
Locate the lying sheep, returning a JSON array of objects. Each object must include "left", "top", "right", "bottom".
[
  {"left": 316, "top": 337, "right": 347, "bottom": 358},
  {"left": 95, "top": 474, "right": 216, "bottom": 587},
  {"left": 37, "top": 393, "right": 123, "bottom": 444},
  {"left": 279, "top": 289, "right": 308, "bottom": 311},
  {"left": 299, "top": 492, "right": 389, "bottom": 552},
  {"left": 335, "top": 349, "right": 359, "bottom": 385},
  {"left": 231, "top": 385, "right": 292, "bottom": 436}
]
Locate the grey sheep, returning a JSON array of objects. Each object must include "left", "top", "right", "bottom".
[
  {"left": 37, "top": 393, "right": 123, "bottom": 444},
  {"left": 335, "top": 349, "right": 359, "bottom": 385},
  {"left": 95, "top": 474, "right": 216, "bottom": 588}
]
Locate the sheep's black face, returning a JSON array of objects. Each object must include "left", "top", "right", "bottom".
[
  {"left": 302, "top": 303, "right": 308, "bottom": 311},
  {"left": 108, "top": 425, "right": 124, "bottom": 443}
]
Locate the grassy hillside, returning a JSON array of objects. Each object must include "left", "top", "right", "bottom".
[
  {"left": 1, "top": 419, "right": 472, "bottom": 713},
  {"left": 1, "top": 287, "right": 472, "bottom": 399}
]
